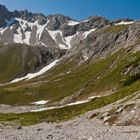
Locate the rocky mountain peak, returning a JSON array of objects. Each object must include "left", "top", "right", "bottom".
[
  {"left": 47, "top": 14, "right": 72, "bottom": 30},
  {"left": 0, "top": 4, "right": 11, "bottom": 27},
  {"left": 11, "top": 10, "right": 47, "bottom": 25}
]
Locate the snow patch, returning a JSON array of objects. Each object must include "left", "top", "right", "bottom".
[
  {"left": 10, "top": 59, "right": 59, "bottom": 83},
  {"left": 64, "top": 32, "right": 78, "bottom": 48},
  {"left": 88, "top": 96, "right": 101, "bottom": 100},
  {"left": 15, "top": 18, "right": 48, "bottom": 45},
  {"left": 115, "top": 21, "right": 134, "bottom": 26},
  {"left": 31, "top": 95, "right": 101, "bottom": 112},
  {"left": 83, "top": 28, "right": 96, "bottom": 38},
  {"left": 23, "top": 31, "right": 31, "bottom": 45},
  {"left": 36, "top": 21, "right": 48, "bottom": 40},
  {"left": 0, "top": 27, "right": 8, "bottom": 35},
  {"left": 81, "top": 19, "right": 90, "bottom": 23},
  {"left": 13, "top": 27, "right": 23, "bottom": 43},
  {"left": 68, "top": 20, "right": 79, "bottom": 26},
  {"left": 67, "top": 100, "right": 89, "bottom": 106},
  {"left": 58, "top": 44, "right": 68, "bottom": 49},
  {"left": 47, "top": 30, "right": 61, "bottom": 42},
  {"left": 66, "top": 71, "right": 71, "bottom": 74},
  {"left": 83, "top": 55, "right": 88, "bottom": 61},
  {"left": 47, "top": 29, "right": 70, "bottom": 49},
  {"left": 31, "top": 100, "right": 49, "bottom": 105},
  {"left": 41, "top": 41, "right": 48, "bottom": 48}
]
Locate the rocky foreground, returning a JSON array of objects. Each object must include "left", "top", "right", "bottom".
[
  {"left": 0, "top": 114, "right": 139, "bottom": 140},
  {"left": 0, "top": 95, "right": 139, "bottom": 140}
]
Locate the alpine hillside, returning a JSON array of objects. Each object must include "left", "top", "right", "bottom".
[{"left": 0, "top": 4, "right": 140, "bottom": 140}]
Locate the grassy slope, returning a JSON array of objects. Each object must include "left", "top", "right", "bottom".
[
  {"left": 0, "top": 48, "right": 140, "bottom": 105},
  {"left": 0, "top": 24, "right": 140, "bottom": 125},
  {"left": 0, "top": 44, "right": 48, "bottom": 83},
  {"left": 0, "top": 45, "right": 23, "bottom": 82},
  {"left": 0, "top": 80, "right": 139, "bottom": 126},
  {"left": 0, "top": 49, "right": 121, "bottom": 105}
]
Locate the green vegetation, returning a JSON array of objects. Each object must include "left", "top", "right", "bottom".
[
  {"left": 0, "top": 48, "right": 140, "bottom": 105},
  {"left": 0, "top": 80, "right": 140, "bottom": 126},
  {"left": 122, "top": 73, "right": 140, "bottom": 86},
  {"left": 0, "top": 49, "right": 122, "bottom": 105},
  {"left": 0, "top": 44, "right": 139, "bottom": 126},
  {"left": 104, "top": 25, "right": 129, "bottom": 33},
  {"left": 0, "top": 44, "right": 44, "bottom": 83}
]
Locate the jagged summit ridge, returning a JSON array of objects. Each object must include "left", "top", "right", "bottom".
[{"left": 0, "top": 4, "right": 135, "bottom": 50}]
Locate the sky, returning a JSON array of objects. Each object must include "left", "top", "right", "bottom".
[{"left": 0, "top": 0, "right": 140, "bottom": 20}]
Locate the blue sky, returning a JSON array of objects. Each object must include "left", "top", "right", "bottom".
[{"left": 0, "top": 0, "right": 140, "bottom": 20}]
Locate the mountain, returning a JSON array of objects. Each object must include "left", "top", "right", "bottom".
[
  {"left": 0, "top": 4, "right": 139, "bottom": 133},
  {"left": 0, "top": 5, "right": 111, "bottom": 49}
]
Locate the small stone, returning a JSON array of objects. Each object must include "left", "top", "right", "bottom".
[
  {"left": 130, "top": 110, "right": 135, "bottom": 115},
  {"left": 37, "top": 128, "right": 43, "bottom": 131},
  {"left": 17, "top": 126, "right": 22, "bottom": 130},
  {"left": 103, "top": 116, "right": 111, "bottom": 122},
  {"left": 105, "top": 122, "right": 109, "bottom": 126}
]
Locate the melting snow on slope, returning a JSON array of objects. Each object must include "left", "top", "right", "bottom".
[
  {"left": 36, "top": 21, "right": 48, "bottom": 40},
  {"left": 13, "top": 27, "right": 23, "bottom": 43},
  {"left": 41, "top": 41, "right": 48, "bottom": 48},
  {"left": 58, "top": 44, "right": 68, "bottom": 49},
  {"left": 23, "top": 31, "right": 31, "bottom": 45},
  {"left": 15, "top": 18, "right": 32, "bottom": 44},
  {"left": 64, "top": 32, "right": 78, "bottom": 48},
  {"left": 47, "top": 29, "right": 73, "bottom": 49},
  {"left": 81, "top": 19, "right": 90, "bottom": 23},
  {"left": 83, "top": 28, "right": 96, "bottom": 38},
  {"left": 115, "top": 21, "right": 134, "bottom": 26},
  {"left": 88, "top": 96, "right": 101, "bottom": 100},
  {"left": 31, "top": 96, "right": 101, "bottom": 112},
  {"left": 68, "top": 20, "right": 79, "bottom": 26},
  {"left": 31, "top": 100, "right": 49, "bottom": 105},
  {"left": 10, "top": 59, "right": 59, "bottom": 83},
  {"left": 15, "top": 18, "right": 48, "bottom": 45},
  {"left": 67, "top": 100, "right": 89, "bottom": 106},
  {"left": 47, "top": 30, "right": 61, "bottom": 42},
  {"left": 0, "top": 27, "right": 7, "bottom": 35}
]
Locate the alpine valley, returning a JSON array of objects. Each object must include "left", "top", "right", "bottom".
[{"left": 0, "top": 4, "right": 140, "bottom": 140}]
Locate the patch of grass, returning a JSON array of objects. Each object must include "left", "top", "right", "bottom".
[
  {"left": 0, "top": 50, "right": 122, "bottom": 105},
  {"left": 79, "top": 49, "right": 140, "bottom": 98},
  {"left": 0, "top": 44, "right": 50, "bottom": 83},
  {"left": 0, "top": 49, "right": 140, "bottom": 105},
  {"left": 104, "top": 25, "right": 129, "bottom": 33},
  {"left": 0, "top": 80, "right": 140, "bottom": 126},
  {"left": 122, "top": 73, "right": 140, "bottom": 86}
]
